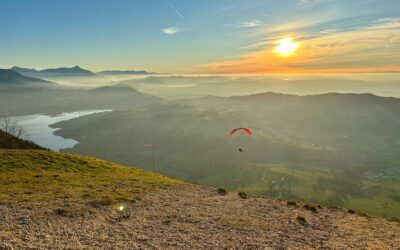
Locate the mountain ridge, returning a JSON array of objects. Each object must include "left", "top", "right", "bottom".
[
  {"left": 11, "top": 66, "right": 162, "bottom": 77},
  {"left": 88, "top": 83, "right": 141, "bottom": 93},
  {"left": 0, "top": 69, "right": 53, "bottom": 86},
  {"left": 98, "top": 70, "right": 161, "bottom": 75},
  {"left": 11, "top": 66, "right": 95, "bottom": 77}
]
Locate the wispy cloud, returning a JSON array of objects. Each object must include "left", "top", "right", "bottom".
[
  {"left": 161, "top": 27, "right": 180, "bottom": 35},
  {"left": 165, "top": 0, "right": 185, "bottom": 21},
  {"left": 296, "top": 0, "right": 329, "bottom": 8},
  {"left": 197, "top": 17, "right": 400, "bottom": 74},
  {"left": 239, "top": 20, "right": 262, "bottom": 28}
]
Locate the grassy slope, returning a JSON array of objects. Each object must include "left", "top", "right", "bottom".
[
  {"left": 0, "top": 130, "right": 44, "bottom": 150},
  {"left": 0, "top": 150, "right": 184, "bottom": 204}
]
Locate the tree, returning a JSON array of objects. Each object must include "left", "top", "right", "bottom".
[{"left": 1, "top": 117, "right": 27, "bottom": 139}]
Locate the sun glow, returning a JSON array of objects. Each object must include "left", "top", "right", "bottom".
[{"left": 274, "top": 38, "right": 299, "bottom": 57}]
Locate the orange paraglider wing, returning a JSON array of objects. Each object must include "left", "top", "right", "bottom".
[{"left": 227, "top": 128, "right": 252, "bottom": 138}]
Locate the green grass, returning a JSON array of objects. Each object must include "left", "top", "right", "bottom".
[
  {"left": 0, "top": 149, "right": 184, "bottom": 204},
  {"left": 235, "top": 165, "right": 400, "bottom": 220}
]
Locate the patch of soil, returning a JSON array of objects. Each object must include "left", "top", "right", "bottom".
[{"left": 1, "top": 186, "right": 399, "bottom": 249}]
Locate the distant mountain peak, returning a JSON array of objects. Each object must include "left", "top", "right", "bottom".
[
  {"left": 89, "top": 84, "right": 141, "bottom": 94},
  {"left": 11, "top": 66, "right": 165, "bottom": 78},
  {"left": 11, "top": 66, "right": 39, "bottom": 74},
  {"left": 98, "top": 69, "right": 162, "bottom": 75},
  {"left": 11, "top": 65, "right": 95, "bottom": 77},
  {"left": 0, "top": 69, "right": 52, "bottom": 86},
  {"left": 39, "top": 66, "right": 95, "bottom": 76}
]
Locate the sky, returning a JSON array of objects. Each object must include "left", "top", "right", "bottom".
[{"left": 0, "top": 0, "right": 399, "bottom": 74}]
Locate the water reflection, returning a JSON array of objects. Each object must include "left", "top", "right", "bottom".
[{"left": 3, "top": 110, "right": 111, "bottom": 151}]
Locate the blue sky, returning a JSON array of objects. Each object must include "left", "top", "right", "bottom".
[{"left": 0, "top": 0, "right": 399, "bottom": 73}]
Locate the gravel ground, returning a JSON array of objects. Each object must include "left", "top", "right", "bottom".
[{"left": 1, "top": 185, "right": 399, "bottom": 249}]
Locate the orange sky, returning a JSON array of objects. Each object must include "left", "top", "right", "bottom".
[{"left": 194, "top": 17, "right": 400, "bottom": 74}]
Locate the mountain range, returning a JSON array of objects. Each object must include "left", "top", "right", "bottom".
[
  {"left": 11, "top": 66, "right": 158, "bottom": 78},
  {"left": 11, "top": 66, "right": 96, "bottom": 77},
  {"left": 98, "top": 70, "right": 159, "bottom": 75},
  {"left": 0, "top": 69, "right": 53, "bottom": 86}
]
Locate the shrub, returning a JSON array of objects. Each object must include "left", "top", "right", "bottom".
[
  {"left": 54, "top": 207, "right": 68, "bottom": 216},
  {"left": 217, "top": 188, "right": 228, "bottom": 196},
  {"left": 163, "top": 219, "right": 172, "bottom": 225},
  {"left": 303, "top": 204, "right": 317, "bottom": 213},
  {"left": 348, "top": 209, "right": 356, "bottom": 214}
]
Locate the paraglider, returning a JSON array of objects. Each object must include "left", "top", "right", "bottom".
[
  {"left": 227, "top": 127, "right": 252, "bottom": 139},
  {"left": 228, "top": 128, "right": 252, "bottom": 153}
]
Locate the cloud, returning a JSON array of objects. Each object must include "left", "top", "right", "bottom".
[
  {"left": 319, "top": 29, "right": 338, "bottom": 35},
  {"left": 240, "top": 20, "right": 262, "bottom": 28},
  {"left": 165, "top": 0, "right": 185, "bottom": 21},
  {"left": 297, "top": 0, "right": 328, "bottom": 7},
  {"left": 196, "top": 18, "right": 400, "bottom": 74},
  {"left": 161, "top": 27, "right": 180, "bottom": 35}
]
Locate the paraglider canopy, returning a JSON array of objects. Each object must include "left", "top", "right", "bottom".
[{"left": 227, "top": 127, "right": 252, "bottom": 139}]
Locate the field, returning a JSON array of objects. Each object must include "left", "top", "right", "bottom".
[{"left": 234, "top": 165, "right": 400, "bottom": 220}]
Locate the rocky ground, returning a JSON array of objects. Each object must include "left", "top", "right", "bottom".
[{"left": 1, "top": 185, "right": 399, "bottom": 249}]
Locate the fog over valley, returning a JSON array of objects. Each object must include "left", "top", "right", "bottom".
[{"left": 1, "top": 67, "right": 400, "bottom": 220}]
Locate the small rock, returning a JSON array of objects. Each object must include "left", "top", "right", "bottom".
[
  {"left": 297, "top": 215, "right": 308, "bottom": 226},
  {"left": 238, "top": 192, "right": 248, "bottom": 199},
  {"left": 217, "top": 188, "right": 228, "bottom": 196}
]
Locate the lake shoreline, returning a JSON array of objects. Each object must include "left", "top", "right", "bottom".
[{"left": 1, "top": 110, "right": 112, "bottom": 151}]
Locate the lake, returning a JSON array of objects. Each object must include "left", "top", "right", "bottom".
[{"left": 3, "top": 110, "right": 111, "bottom": 151}]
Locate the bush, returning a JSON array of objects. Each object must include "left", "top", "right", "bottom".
[
  {"left": 163, "top": 219, "right": 172, "bottom": 225},
  {"left": 54, "top": 207, "right": 68, "bottom": 216},
  {"left": 217, "top": 188, "right": 228, "bottom": 196},
  {"left": 348, "top": 209, "right": 356, "bottom": 214},
  {"left": 303, "top": 204, "right": 317, "bottom": 213}
]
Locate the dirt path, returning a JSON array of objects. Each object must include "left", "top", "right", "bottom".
[{"left": 1, "top": 185, "right": 399, "bottom": 249}]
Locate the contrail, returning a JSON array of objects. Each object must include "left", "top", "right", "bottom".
[{"left": 165, "top": 0, "right": 185, "bottom": 20}]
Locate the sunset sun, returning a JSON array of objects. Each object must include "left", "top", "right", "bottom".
[{"left": 274, "top": 37, "right": 299, "bottom": 57}]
